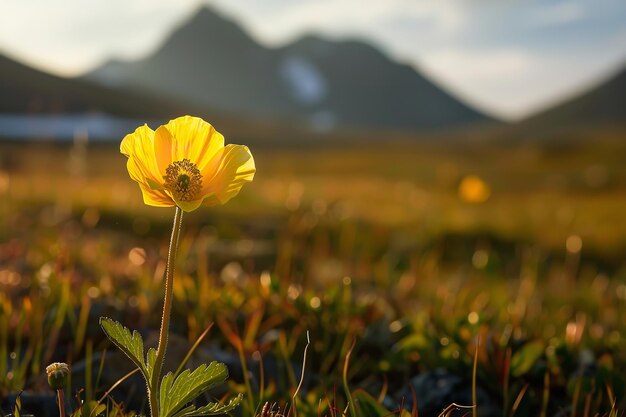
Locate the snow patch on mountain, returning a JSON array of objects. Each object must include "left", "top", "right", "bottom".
[{"left": 279, "top": 56, "right": 327, "bottom": 105}]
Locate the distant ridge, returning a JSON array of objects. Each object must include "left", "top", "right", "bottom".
[
  {"left": 84, "top": 6, "right": 493, "bottom": 132},
  {"left": 0, "top": 51, "right": 279, "bottom": 141},
  {"left": 517, "top": 65, "right": 626, "bottom": 132},
  {"left": 0, "top": 53, "right": 206, "bottom": 119}
]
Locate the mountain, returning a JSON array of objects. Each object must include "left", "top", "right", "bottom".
[
  {"left": 517, "top": 65, "right": 626, "bottom": 132},
  {"left": 0, "top": 53, "right": 210, "bottom": 119},
  {"left": 278, "top": 35, "right": 491, "bottom": 131},
  {"left": 84, "top": 6, "right": 493, "bottom": 132},
  {"left": 0, "top": 51, "right": 281, "bottom": 142}
]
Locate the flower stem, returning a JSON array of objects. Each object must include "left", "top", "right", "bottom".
[
  {"left": 57, "top": 389, "right": 65, "bottom": 417},
  {"left": 149, "top": 206, "right": 184, "bottom": 417}
]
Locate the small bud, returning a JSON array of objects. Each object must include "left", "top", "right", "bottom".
[{"left": 46, "top": 362, "right": 70, "bottom": 390}]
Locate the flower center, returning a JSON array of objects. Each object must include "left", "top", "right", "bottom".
[{"left": 163, "top": 159, "right": 202, "bottom": 201}]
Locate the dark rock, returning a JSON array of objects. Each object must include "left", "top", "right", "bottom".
[
  {"left": 394, "top": 368, "right": 500, "bottom": 417},
  {"left": 576, "top": 349, "right": 596, "bottom": 377},
  {"left": 1, "top": 391, "right": 57, "bottom": 417}
]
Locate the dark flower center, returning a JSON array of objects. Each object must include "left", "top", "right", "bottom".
[{"left": 164, "top": 159, "right": 202, "bottom": 201}]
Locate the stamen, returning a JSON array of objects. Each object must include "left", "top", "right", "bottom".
[{"left": 163, "top": 159, "right": 202, "bottom": 201}]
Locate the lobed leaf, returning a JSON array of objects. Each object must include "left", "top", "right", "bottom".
[
  {"left": 172, "top": 393, "right": 243, "bottom": 417},
  {"left": 146, "top": 347, "right": 157, "bottom": 382},
  {"left": 159, "top": 362, "right": 231, "bottom": 417},
  {"left": 99, "top": 317, "right": 148, "bottom": 379}
]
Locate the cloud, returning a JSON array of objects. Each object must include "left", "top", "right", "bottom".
[
  {"left": 419, "top": 40, "right": 626, "bottom": 120},
  {"left": 0, "top": 0, "right": 198, "bottom": 74},
  {"left": 424, "top": 49, "right": 533, "bottom": 80},
  {"left": 530, "top": 2, "right": 585, "bottom": 26},
  {"left": 207, "top": 0, "right": 467, "bottom": 45},
  {"left": 418, "top": 48, "right": 536, "bottom": 118}
]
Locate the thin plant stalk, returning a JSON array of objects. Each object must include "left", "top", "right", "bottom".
[
  {"left": 472, "top": 337, "right": 479, "bottom": 417},
  {"left": 173, "top": 324, "right": 213, "bottom": 378},
  {"left": 96, "top": 368, "right": 140, "bottom": 407},
  {"left": 510, "top": 385, "right": 529, "bottom": 417},
  {"left": 237, "top": 343, "right": 255, "bottom": 413},
  {"left": 503, "top": 347, "right": 512, "bottom": 415},
  {"left": 342, "top": 338, "right": 357, "bottom": 417},
  {"left": 289, "top": 331, "right": 311, "bottom": 417},
  {"left": 149, "top": 206, "right": 184, "bottom": 417},
  {"left": 57, "top": 389, "right": 66, "bottom": 417}
]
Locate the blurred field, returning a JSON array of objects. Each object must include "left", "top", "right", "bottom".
[
  {"left": 1, "top": 131, "right": 626, "bottom": 416},
  {"left": 3, "top": 131, "right": 626, "bottom": 260}
]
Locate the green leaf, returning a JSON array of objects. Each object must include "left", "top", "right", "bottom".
[
  {"left": 159, "top": 362, "right": 232, "bottom": 417},
  {"left": 146, "top": 347, "right": 157, "bottom": 382},
  {"left": 81, "top": 400, "right": 106, "bottom": 417},
  {"left": 172, "top": 394, "right": 243, "bottom": 417},
  {"left": 511, "top": 340, "right": 544, "bottom": 377},
  {"left": 395, "top": 333, "right": 429, "bottom": 351},
  {"left": 99, "top": 317, "right": 148, "bottom": 379},
  {"left": 353, "top": 389, "right": 390, "bottom": 417}
]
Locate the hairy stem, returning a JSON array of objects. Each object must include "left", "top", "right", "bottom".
[
  {"left": 149, "top": 206, "right": 184, "bottom": 417},
  {"left": 57, "top": 389, "right": 65, "bottom": 417}
]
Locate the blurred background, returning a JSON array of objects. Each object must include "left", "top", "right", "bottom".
[
  {"left": 1, "top": 0, "right": 625, "bottom": 258},
  {"left": 1, "top": 1, "right": 626, "bottom": 415}
]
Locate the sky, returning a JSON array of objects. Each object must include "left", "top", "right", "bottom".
[{"left": 0, "top": 0, "right": 625, "bottom": 120}]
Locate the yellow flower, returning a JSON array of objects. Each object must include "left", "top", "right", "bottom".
[{"left": 121, "top": 116, "right": 255, "bottom": 212}]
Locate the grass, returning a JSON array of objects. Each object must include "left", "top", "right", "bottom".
[{"left": 0, "top": 131, "right": 626, "bottom": 416}]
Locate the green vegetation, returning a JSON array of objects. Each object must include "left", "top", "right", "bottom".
[{"left": 0, "top": 134, "right": 625, "bottom": 416}]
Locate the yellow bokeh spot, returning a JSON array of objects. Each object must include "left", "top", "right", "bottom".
[
  {"left": 566, "top": 234, "right": 583, "bottom": 254},
  {"left": 309, "top": 296, "right": 321, "bottom": 309},
  {"left": 128, "top": 247, "right": 147, "bottom": 266},
  {"left": 458, "top": 175, "right": 491, "bottom": 203},
  {"left": 468, "top": 311, "right": 480, "bottom": 324}
]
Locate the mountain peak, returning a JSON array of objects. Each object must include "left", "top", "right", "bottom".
[
  {"left": 85, "top": 5, "right": 493, "bottom": 131},
  {"left": 286, "top": 33, "right": 391, "bottom": 68},
  {"left": 186, "top": 5, "right": 233, "bottom": 28},
  {"left": 158, "top": 5, "right": 259, "bottom": 57}
]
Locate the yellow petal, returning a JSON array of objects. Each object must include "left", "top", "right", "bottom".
[
  {"left": 137, "top": 182, "right": 175, "bottom": 207},
  {"left": 146, "top": 178, "right": 165, "bottom": 190},
  {"left": 121, "top": 124, "right": 154, "bottom": 158},
  {"left": 127, "top": 158, "right": 166, "bottom": 190},
  {"left": 199, "top": 193, "right": 220, "bottom": 207},
  {"left": 120, "top": 124, "right": 162, "bottom": 185},
  {"left": 153, "top": 126, "right": 173, "bottom": 176},
  {"left": 161, "top": 116, "right": 224, "bottom": 170},
  {"left": 201, "top": 144, "right": 255, "bottom": 206},
  {"left": 125, "top": 158, "right": 146, "bottom": 185},
  {"left": 121, "top": 116, "right": 253, "bottom": 211}
]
